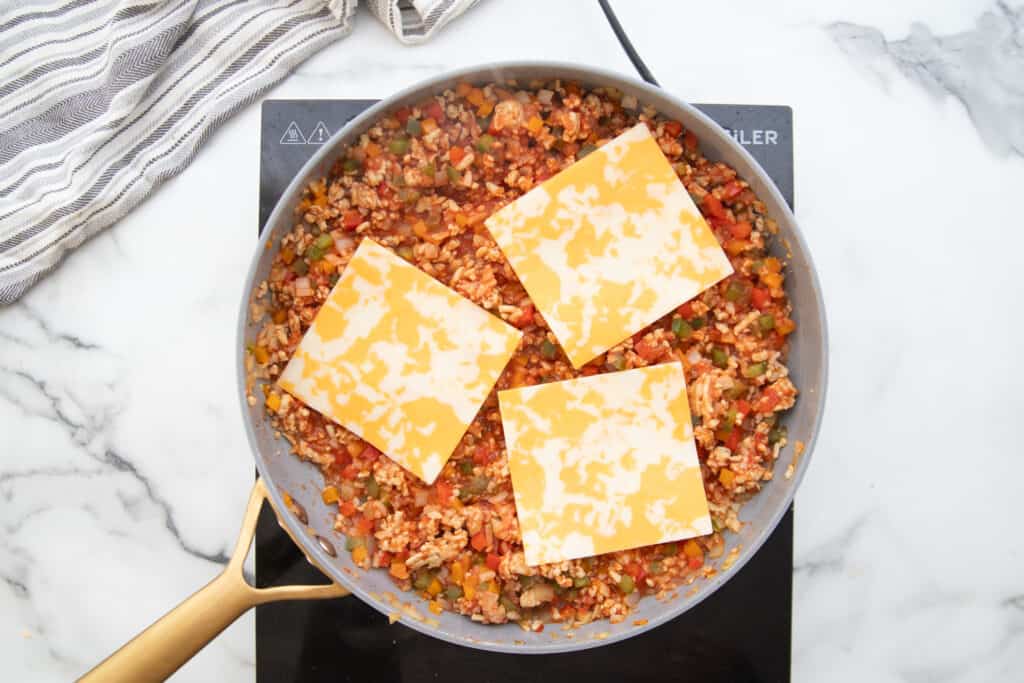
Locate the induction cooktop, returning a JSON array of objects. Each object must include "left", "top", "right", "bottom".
[{"left": 255, "top": 98, "right": 795, "bottom": 683}]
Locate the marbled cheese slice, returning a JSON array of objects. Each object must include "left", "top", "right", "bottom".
[
  {"left": 485, "top": 123, "right": 733, "bottom": 368},
  {"left": 499, "top": 362, "right": 711, "bottom": 566},
  {"left": 278, "top": 238, "right": 522, "bottom": 484}
]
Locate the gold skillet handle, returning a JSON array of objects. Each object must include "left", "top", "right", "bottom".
[{"left": 79, "top": 479, "right": 348, "bottom": 683}]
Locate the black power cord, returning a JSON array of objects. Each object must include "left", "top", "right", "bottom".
[{"left": 597, "top": 0, "right": 659, "bottom": 86}]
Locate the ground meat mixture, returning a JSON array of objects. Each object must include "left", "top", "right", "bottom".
[{"left": 246, "top": 79, "right": 798, "bottom": 630}]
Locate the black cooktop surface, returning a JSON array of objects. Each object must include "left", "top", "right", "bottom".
[{"left": 256, "top": 98, "right": 795, "bottom": 683}]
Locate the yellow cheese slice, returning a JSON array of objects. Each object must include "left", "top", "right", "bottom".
[
  {"left": 485, "top": 122, "right": 733, "bottom": 368},
  {"left": 499, "top": 362, "right": 711, "bottom": 566},
  {"left": 278, "top": 238, "right": 522, "bottom": 484}
]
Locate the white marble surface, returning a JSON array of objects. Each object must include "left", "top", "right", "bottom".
[{"left": 2, "top": 1, "right": 1022, "bottom": 680}]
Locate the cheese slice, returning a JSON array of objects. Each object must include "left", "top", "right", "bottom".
[
  {"left": 485, "top": 123, "right": 733, "bottom": 368},
  {"left": 499, "top": 362, "right": 711, "bottom": 566},
  {"left": 278, "top": 238, "right": 522, "bottom": 484}
]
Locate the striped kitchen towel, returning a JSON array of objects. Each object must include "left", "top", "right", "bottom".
[{"left": 0, "top": 0, "right": 479, "bottom": 304}]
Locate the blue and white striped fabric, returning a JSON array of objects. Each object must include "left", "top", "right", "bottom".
[{"left": 0, "top": 0, "right": 478, "bottom": 304}]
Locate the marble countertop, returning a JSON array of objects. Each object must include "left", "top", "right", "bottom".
[{"left": 3, "top": 1, "right": 1022, "bottom": 680}]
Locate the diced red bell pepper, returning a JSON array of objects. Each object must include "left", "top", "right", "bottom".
[
  {"left": 721, "top": 181, "right": 744, "bottom": 200},
  {"left": 395, "top": 107, "right": 412, "bottom": 124},
  {"left": 634, "top": 339, "right": 662, "bottom": 362},
  {"left": 737, "top": 399, "right": 752, "bottom": 416},
  {"left": 701, "top": 195, "right": 726, "bottom": 221},
  {"left": 723, "top": 429, "right": 741, "bottom": 451},
  {"left": 683, "top": 131, "right": 698, "bottom": 151},
  {"left": 687, "top": 555, "right": 704, "bottom": 570},
  {"left": 470, "top": 532, "right": 488, "bottom": 552},
  {"left": 436, "top": 480, "right": 454, "bottom": 505},
  {"left": 676, "top": 301, "right": 695, "bottom": 319},
  {"left": 361, "top": 445, "right": 381, "bottom": 461},
  {"left": 625, "top": 562, "right": 647, "bottom": 585},
  {"left": 754, "top": 389, "right": 780, "bottom": 413},
  {"left": 663, "top": 120, "right": 683, "bottom": 138},
  {"left": 341, "top": 464, "right": 360, "bottom": 480},
  {"left": 486, "top": 553, "right": 502, "bottom": 571},
  {"left": 425, "top": 100, "right": 445, "bottom": 121},
  {"left": 750, "top": 287, "right": 771, "bottom": 310},
  {"left": 512, "top": 304, "right": 535, "bottom": 328},
  {"left": 339, "top": 500, "right": 357, "bottom": 517},
  {"left": 472, "top": 445, "right": 494, "bottom": 465},
  {"left": 341, "top": 210, "right": 362, "bottom": 230},
  {"left": 354, "top": 516, "right": 374, "bottom": 536}
]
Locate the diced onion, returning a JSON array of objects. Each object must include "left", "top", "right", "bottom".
[
  {"left": 294, "top": 277, "right": 313, "bottom": 296},
  {"left": 537, "top": 89, "right": 553, "bottom": 105},
  {"left": 333, "top": 235, "right": 355, "bottom": 252},
  {"left": 687, "top": 349, "right": 702, "bottom": 365}
]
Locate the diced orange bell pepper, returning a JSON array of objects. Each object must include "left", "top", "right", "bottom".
[
  {"left": 718, "top": 468, "right": 737, "bottom": 488},
  {"left": 682, "top": 539, "right": 703, "bottom": 558},
  {"left": 352, "top": 546, "right": 368, "bottom": 563},
  {"left": 451, "top": 560, "right": 465, "bottom": 584},
  {"left": 254, "top": 345, "right": 270, "bottom": 364},
  {"left": 527, "top": 115, "right": 543, "bottom": 134},
  {"left": 321, "top": 486, "right": 339, "bottom": 504},
  {"left": 264, "top": 392, "right": 281, "bottom": 413},
  {"left": 470, "top": 532, "right": 488, "bottom": 552},
  {"left": 339, "top": 500, "right": 357, "bottom": 517},
  {"left": 427, "top": 578, "right": 442, "bottom": 597},
  {"left": 776, "top": 318, "right": 796, "bottom": 335},
  {"left": 724, "top": 239, "right": 748, "bottom": 257},
  {"left": 761, "top": 272, "right": 783, "bottom": 290},
  {"left": 466, "top": 88, "right": 485, "bottom": 107},
  {"left": 463, "top": 572, "right": 479, "bottom": 600},
  {"left": 390, "top": 560, "right": 409, "bottom": 580}
]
